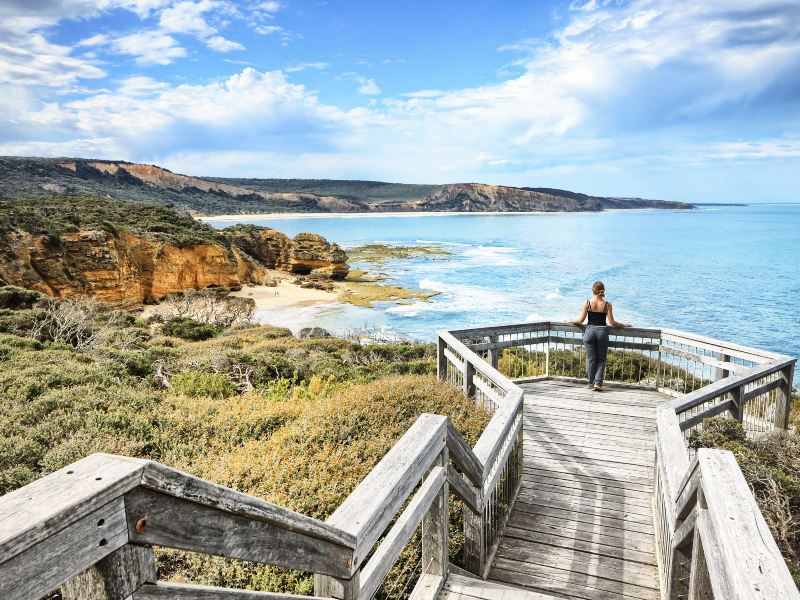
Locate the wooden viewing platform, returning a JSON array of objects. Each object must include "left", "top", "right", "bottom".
[
  {"left": 1, "top": 322, "right": 798, "bottom": 600},
  {"left": 441, "top": 380, "right": 668, "bottom": 600}
]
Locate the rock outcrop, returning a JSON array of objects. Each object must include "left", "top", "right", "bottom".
[
  {"left": 0, "top": 226, "right": 348, "bottom": 309},
  {"left": 222, "top": 226, "right": 349, "bottom": 279}
]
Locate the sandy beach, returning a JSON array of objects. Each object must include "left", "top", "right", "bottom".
[
  {"left": 231, "top": 278, "right": 338, "bottom": 308},
  {"left": 195, "top": 210, "right": 622, "bottom": 223}
]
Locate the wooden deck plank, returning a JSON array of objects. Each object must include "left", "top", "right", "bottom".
[{"left": 462, "top": 380, "right": 671, "bottom": 600}]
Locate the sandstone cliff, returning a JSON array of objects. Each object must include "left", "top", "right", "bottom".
[
  {"left": 376, "top": 183, "right": 696, "bottom": 212},
  {"left": 0, "top": 157, "right": 695, "bottom": 215},
  {"left": 0, "top": 226, "right": 349, "bottom": 310}
]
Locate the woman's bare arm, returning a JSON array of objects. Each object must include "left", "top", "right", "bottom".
[
  {"left": 569, "top": 303, "right": 589, "bottom": 325},
  {"left": 607, "top": 304, "right": 631, "bottom": 328}
]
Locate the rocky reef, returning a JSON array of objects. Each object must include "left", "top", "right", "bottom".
[{"left": 0, "top": 224, "right": 348, "bottom": 310}]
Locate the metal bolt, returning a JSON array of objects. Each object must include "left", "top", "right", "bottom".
[{"left": 135, "top": 516, "right": 148, "bottom": 533}]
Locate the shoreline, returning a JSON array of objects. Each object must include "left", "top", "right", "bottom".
[{"left": 198, "top": 208, "right": 692, "bottom": 222}]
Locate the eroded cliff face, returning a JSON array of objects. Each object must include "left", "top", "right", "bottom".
[
  {"left": 224, "top": 227, "right": 348, "bottom": 279},
  {"left": 0, "top": 227, "right": 348, "bottom": 309}
]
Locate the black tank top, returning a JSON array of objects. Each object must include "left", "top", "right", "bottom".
[{"left": 587, "top": 300, "right": 608, "bottom": 326}]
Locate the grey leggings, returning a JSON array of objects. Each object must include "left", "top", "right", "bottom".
[{"left": 583, "top": 326, "right": 609, "bottom": 385}]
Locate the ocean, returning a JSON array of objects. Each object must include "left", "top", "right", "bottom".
[{"left": 209, "top": 205, "right": 800, "bottom": 362}]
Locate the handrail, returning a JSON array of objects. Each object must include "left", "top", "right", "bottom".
[
  {"left": 0, "top": 384, "right": 516, "bottom": 600},
  {"left": 1, "top": 319, "right": 795, "bottom": 600},
  {"left": 444, "top": 319, "right": 798, "bottom": 599}
]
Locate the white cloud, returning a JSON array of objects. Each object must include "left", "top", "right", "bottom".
[
  {"left": 0, "top": 34, "right": 105, "bottom": 87},
  {"left": 77, "top": 33, "right": 110, "bottom": 47},
  {"left": 341, "top": 73, "right": 381, "bottom": 95},
  {"left": 254, "top": 24, "right": 283, "bottom": 35},
  {"left": 357, "top": 78, "right": 380, "bottom": 95},
  {"left": 285, "top": 61, "right": 329, "bottom": 73},
  {"left": 256, "top": 1, "right": 281, "bottom": 13},
  {"left": 205, "top": 35, "right": 244, "bottom": 52},
  {"left": 116, "top": 75, "right": 169, "bottom": 96},
  {"left": 159, "top": 0, "right": 217, "bottom": 37},
  {"left": 113, "top": 30, "right": 187, "bottom": 65},
  {"left": 2, "top": 0, "right": 800, "bottom": 202}
]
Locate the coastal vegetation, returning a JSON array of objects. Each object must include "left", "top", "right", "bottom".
[
  {"left": 690, "top": 415, "right": 800, "bottom": 585},
  {"left": 0, "top": 290, "right": 490, "bottom": 596},
  {"left": 0, "top": 195, "right": 227, "bottom": 251}
]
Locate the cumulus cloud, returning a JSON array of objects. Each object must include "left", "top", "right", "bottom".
[
  {"left": 357, "top": 78, "right": 380, "bottom": 95},
  {"left": 158, "top": 0, "right": 218, "bottom": 36},
  {"left": 341, "top": 73, "right": 381, "bottom": 95},
  {"left": 112, "top": 30, "right": 187, "bottom": 65},
  {"left": 2, "top": 0, "right": 800, "bottom": 200}
]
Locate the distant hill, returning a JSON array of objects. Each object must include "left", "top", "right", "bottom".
[{"left": 0, "top": 156, "right": 695, "bottom": 215}]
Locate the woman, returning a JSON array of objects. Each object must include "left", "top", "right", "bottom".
[{"left": 570, "top": 281, "right": 631, "bottom": 391}]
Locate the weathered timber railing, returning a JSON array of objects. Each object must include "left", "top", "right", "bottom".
[
  {"left": 444, "top": 320, "right": 798, "bottom": 599},
  {"left": 436, "top": 330, "right": 524, "bottom": 578},
  {"left": 0, "top": 338, "right": 523, "bottom": 600}
]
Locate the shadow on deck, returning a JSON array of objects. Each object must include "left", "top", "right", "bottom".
[{"left": 442, "top": 379, "right": 672, "bottom": 600}]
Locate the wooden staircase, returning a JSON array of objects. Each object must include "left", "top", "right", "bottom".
[{"left": 0, "top": 322, "right": 797, "bottom": 600}]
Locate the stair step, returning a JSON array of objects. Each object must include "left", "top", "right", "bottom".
[{"left": 438, "top": 572, "right": 567, "bottom": 600}]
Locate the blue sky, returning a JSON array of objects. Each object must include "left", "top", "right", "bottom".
[{"left": 1, "top": 0, "right": 799, "bottom": 202}]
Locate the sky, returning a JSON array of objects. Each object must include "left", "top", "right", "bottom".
[{"left": 0, "top": 0, "right": 799, "bottom": 202}]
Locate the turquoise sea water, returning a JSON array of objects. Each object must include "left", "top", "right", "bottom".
[{"left": 209, "top": 205, "right": 800, "bottom": 362}]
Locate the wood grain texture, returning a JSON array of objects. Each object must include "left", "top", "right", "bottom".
[
  {"left": 481, "top": 380, "right": 669, "bottom": 600},
  {"left": 134, "top": 582, "right": 332, "bottom": 599},
  {"left": 327, "top": 413, "right": 447, "bottom": 563},
  {"left": 0, "top": 453, "right": 145, "bottom": 565},
  {"left": 358, "top": 467, "right": 446, "bottom": 600},
  {"left": 62, "top": 543, "right": 156, "bottom": 600},
  {"left": 0, "top": 497, "right": 128, "bottom": 600},
  {"left": 140, "top": 462, "right": 355, "bottom": 549},
  {"left": 125, "top": 487, "right": 353, "bottom": 578},
  {"left": 697, "top": 450, "right": 799, "bottom": 599}
]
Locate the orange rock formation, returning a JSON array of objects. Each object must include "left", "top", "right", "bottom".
[{"left": 0, "top": 227, "right": 348, "bottom": 309}]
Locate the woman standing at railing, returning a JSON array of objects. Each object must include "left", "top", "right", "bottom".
[{"left": 570, "top": 281, "right": 631, "bottom": 391}]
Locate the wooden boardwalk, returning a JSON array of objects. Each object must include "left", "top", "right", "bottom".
[{"left": 445, "top": 380, "right": 672, "bottom": 600}]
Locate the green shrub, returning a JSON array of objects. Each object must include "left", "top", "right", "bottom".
[
  {"left": 690, "top": 417, "right": 800, "bottom": 587},
  {"left": 169, "top": 371, "right": 236, "bottom": 399},
  {"left": 0, "top": 286, "right": 43, "bottom": 310},
  {"left": 162, "top": 317, "right": 220, "bottom": 341}
]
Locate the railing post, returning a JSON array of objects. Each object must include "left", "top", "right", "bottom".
[
  {"left": 61, "top": 544, "right": 156, "bottom": 600},
  {"left": 713, "top": 352, "right": 731, "bottom": 382},
  {"left": 314, "top": 571, "right": 360, "bottom": 600},
  {"left": 437, "top": 334, "right": 447, "bottom": 381},
  {"left": 464, "top": 360, "right": 475, "bottom": 398},
  {"left": 774, "top": 363, "right": 795, "bottom": 430},
  {"left": 486, "top": 335, "right": 499, "bottom": 370},
  {"left": 420, "top": 447, "right": 449, "bottom": 594},
  {"left": 730, "top": 385, "right": 745, "bottom": 422}
]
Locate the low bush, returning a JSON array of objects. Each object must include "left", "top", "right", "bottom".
[
  {"left": 169, "top": 371, "right": 236, "bottom": 399},
  {"left": 0, "top": 295, "right": 481, "bottom": 598},
  {"left": 0, "top": 285, "right": 43, "bottom": 310},
  {"left": 162, "top": 317, "right": 219, "bottom": 341},
  {"left": 690, "top": 417, "right": 800, "bottom": 586}
]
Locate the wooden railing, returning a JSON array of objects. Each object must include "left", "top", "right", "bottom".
[
  {"left": 2, "top": 320, "right": 796, "bottom": 600},
  {"left": 448, "top": 320, "right": 798, "bottom": 599},
  {"left": 0, "top": 334, "right": 523, "bottom": 600}
]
